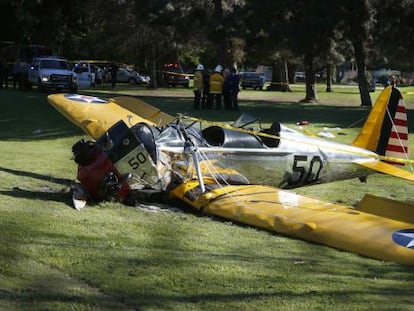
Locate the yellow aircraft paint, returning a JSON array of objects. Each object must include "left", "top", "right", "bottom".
[
  {"left": 112, "top": 96, "right": 175, "bottom": 126},
  {"left": 356, "top": 194, "right": 414, "bottom": 224},
  {"left": 47, "top": 93, "right": 156, "bottom": 139},
  {"left": 170, "top": 180, "right": 414, "bottom": 265},
  {"left": 355, "top": 160, "right": 414, "bottom": 181},
  {"left": 48, "top": 92, "right": 414, "bottom": 265},
  {"left": 352, "top": 86, "right": 391, "bottom": 150}
]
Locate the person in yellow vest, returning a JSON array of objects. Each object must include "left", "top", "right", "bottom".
[
  {"left": 193, "top": 64, "right": 204, "bottom": 109},
  {"left": 208, "top": 65, "right": 224, "bottom": 109}
]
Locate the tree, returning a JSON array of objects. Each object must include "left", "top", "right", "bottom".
[
  {"left": 3, "top": 0, "right": 413, "bottom": 97},
  {"left": 243, "top": 1, "right": 345, "bottom": 99},
  {"left": 373, "top": 0, "right": 414, "bottom": 71},
  {"left": 339, "top": 0, "right": 375, "bottom": 107},
  {"left": 284, "top": 0, "right": 344, "bottom": 101},
  {"left": 0, "top": 0, "right": 87, "bottom": 55},
  {"left": 242, "top": 0, "right": 292, "bottom": 91}
]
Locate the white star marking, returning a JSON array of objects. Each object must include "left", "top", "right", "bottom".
[
  {"left": 395, "top": 232, "right": 414, "bottom": 248},
  {"left": 67, "top": 94, "right": 106, "bottom": 103}
]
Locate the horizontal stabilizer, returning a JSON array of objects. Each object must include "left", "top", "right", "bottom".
[
  {"left": 355, "top": 160, "right": 414, "bottom": 181},
  {"left": 356, "top": 194, "right": 414, "bottom": 224}
]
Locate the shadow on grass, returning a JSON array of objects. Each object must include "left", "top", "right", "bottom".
[
  {"left": 0, "top": 166, "right": 73, "bottom": 186},
  {"left": 85, "top": 90, "right": 414, "bottom": 131},
  {"left": 0, "top": 89, "right": 83, "bottom": 140},
  {"left": 0, "top": 166, "right": 73, "bottom": 206},
  {"left": 3, "top": 88, "right": 414, "bottom": 141},
  {"left": 85, "top": 90, "right": 372, "bottom": 127},
  {"left": 0, "top": 188, "right": 72, "bottom": 206}
]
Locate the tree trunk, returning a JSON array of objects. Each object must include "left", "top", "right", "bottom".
[
  {"left": 267, "top": 60, "right": 290, "bottom": 91},
  {"left": 353, "top": 40, "right": 372, "bottom": 107},
  {"left": 326, "top": 64, "right": 332, "bottom": 92},
  {"left": 287, "top": 62, "right": 295, "bottom": 84},
  {"left": 213, "top": 0, "right": 226, "bottom": 63},
  {"left": 303, "top": 53, "right": 318, "bottom": 102}
]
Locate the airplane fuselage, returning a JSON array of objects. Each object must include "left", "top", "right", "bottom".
[
  {"left": 159, "top": 124, "right": 378, "bottom": 189},
  {"left": 46, "top": 92, "right": 407, "bottom": 190}
]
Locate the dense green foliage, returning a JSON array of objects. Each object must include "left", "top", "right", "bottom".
[
  {"left": 1, "top": 1, "right": 413, "bottom": 70},
  {"left": 3, "top": 1, "right": 414, "bottom": 104}
]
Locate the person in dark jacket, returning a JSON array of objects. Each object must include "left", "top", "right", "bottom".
[
  {"left": 12, "top": 59, "right": 25, "bottom": 90},
  {"left": 109, "top": 63, "right": 118, "bottom": 88},
  {"left": 230, "top": 67, "right": 240, "bottom": 111},
  {"left": 0, "top": 57, "right": 8, "bottom": 89},
  {"left": 222, "top": 68, "right": 233, "bottom": 110},
  {"left": 202, "top": 70, "right": 210, "bottom": 109}
]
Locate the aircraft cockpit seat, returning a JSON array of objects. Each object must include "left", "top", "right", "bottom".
[{"left": 259, "top": 122, "right": 281, "bottom": 148}]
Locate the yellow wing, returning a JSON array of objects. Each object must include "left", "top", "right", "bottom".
[
  {"left": 47, "top": 94, "right": 156, "bottom": 139},
  {"left": 111, "top": 96, "right": 175, "bottom": 126},
  {"left": 170, "top": 180, "right": 414, "bottom": 265}
]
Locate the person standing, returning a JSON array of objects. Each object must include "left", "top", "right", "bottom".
[
  {"left": 230, "top": 67, "right": 240, "bottom": 111},
  {"left": 110, "top": 63, "right": 118, "bottom": 88},
  {"left": 222, "top": 68, "right": 233, "bottom": 110},
  {"left": 0, "top": 57, "right": 7, "bottom": 89},
  {"left": 201, "top": 69, "right": 210, "bottom": 109},
  {"left": 193, "top": 64, "right": 204, "bottom": 109},
  {"left": 12, "top": 59, "right": 23, "bottom": 90},
  {"left": 3, "top": 58, "right": 9, "bottom": 89},
  {"left": 208, "top": 65, "right": 224, "bottom": 110}
]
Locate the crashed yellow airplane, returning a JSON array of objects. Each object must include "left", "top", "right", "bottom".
[{"left": 48, "top": 86, "right": 414, "bottom": 265}]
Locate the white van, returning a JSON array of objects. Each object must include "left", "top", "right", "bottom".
[{"left": 73, "top": 61, "right": 96, "bottom": 88}]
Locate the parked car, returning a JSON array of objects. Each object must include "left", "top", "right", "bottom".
[
  {"left": 240, "top": 72, "right": 266, "bottom": 90},
  {"left": 162, "top": 63, "right": 190, "bottom": 87},
  {"left": 294, "top": 71, "right": 320, "bottom": 82},
  {"left": 106, "top": 68, "right": 150, "bottom": 85},
  {"left": 28, "top": 56, "right": 77, "bottom": 92},
  {"left": 73, "top": 61, "right": 96, "bottom": 88},
  {"left": 294, "top": 71, "right": 306, "bottom": 82}
]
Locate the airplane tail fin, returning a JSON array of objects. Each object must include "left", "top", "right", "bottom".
[{"left": 352, "top": 86, "right": 409, "bottom": 163}]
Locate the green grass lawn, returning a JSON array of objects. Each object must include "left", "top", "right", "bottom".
[{"left": 0, "top": 85, "right": 414, "bottom": 310}]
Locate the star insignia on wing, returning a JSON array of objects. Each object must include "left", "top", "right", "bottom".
[
  {"left": 66, "top": 94, "right": 106, "bottom": 104},
  {"left": 392, "top": 230, "right": 414, "bottom": 249}
]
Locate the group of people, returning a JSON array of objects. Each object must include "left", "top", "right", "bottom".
[
  {"left": 0, "top": 57, "right": 29, "bottom": 90},
  {"left": 0, "top": 57, "right": 9, "bottom": 89},
  {"left": 193, "top": 64, "right": 240, "bottom": 111}
]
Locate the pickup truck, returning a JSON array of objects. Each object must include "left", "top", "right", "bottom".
[{"left": 28, "top": 57, "right": 77, "bottom": 92}]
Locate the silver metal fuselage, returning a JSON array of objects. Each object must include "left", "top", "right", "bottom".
[{"left": 159, "top": 124, "right": 377, "bottom": 189}]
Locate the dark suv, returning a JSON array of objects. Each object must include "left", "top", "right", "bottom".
[{"left": 240, "top": 72, "right": 266, "bottom": 90}]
